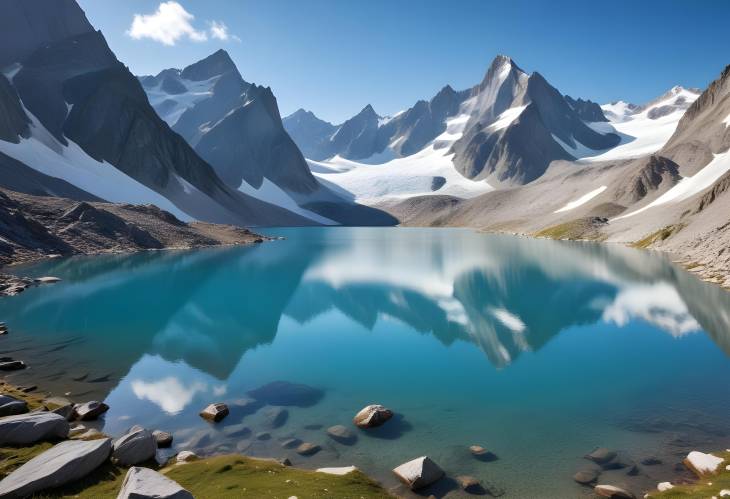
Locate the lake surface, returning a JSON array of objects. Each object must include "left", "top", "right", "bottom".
[{"left": 2, "top": 227, "right": 730, "bottom": 498}]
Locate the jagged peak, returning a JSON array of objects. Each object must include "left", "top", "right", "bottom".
[
  {"left": 180, "top": 49, "right": 238, "bottom": 81},
  {"left": 355, "top": 104, "right": 379, "bottom": 119},
  {"left": 479, "top": 54, "right": 526, "bottom": 89}
]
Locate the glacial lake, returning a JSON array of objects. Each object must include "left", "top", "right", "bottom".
[{"left": 2, "top": 227, "right": 730, "bottom": 498}]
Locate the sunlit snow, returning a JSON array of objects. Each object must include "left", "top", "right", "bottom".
[{"left": 554, "top": 185, "right": 607, "bottom": 213}]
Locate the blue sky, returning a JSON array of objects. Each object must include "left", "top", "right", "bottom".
[{"left": 78, "top": 0, "right": 730, "bottom": 124}]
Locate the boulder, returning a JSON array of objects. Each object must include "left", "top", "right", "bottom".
[
  {"left": 0, "top": 438, "right": 111, "bottom": 497},
  {"left": 152, "top": 430, "right": 173, "bottom": 448},
  {"left": 0, "top": 394, "right": 28, "bottom": 416},
  {"left": 247, "top": 381, "right": 324, "bottom": 407},
  {"left": 176, "top": 451, "right": 198, "bottom": 463},
  {"left": 353, "top": 405, "right": 393, "bottom": 429},
  {"left": 594, "top": 484, "right": 635, "bottom": 498},
  {"left": 456, "top": 475, "right": 485, "bottom": 494},
  {"left": 684, "top": 451, "right": 724, "bottom": 476},
  {"left": 74, "top": 401, "right": 109, "bottom": 421},
  {"left": 327, "top": 425, "right": 357, "bottom": 445},
  {"left": 0, "top": 360, "right": 26, "bottom": 371},
  {"left": 112, "top": 427, "right": 157, "bottom": 466},
  {"left": 117, "top": 466, "right": 193, "bottom": 499},
  {"left": 392, "top": 456, "right": 444, "bottom": 490},
  {"left": 316, "top": 466, "right": 358, "bottom": 475},
  {"left": 573, "top": 469, "right": 600, "bottom": 485},
  {"left": 199, "top": 403, "right": 229, "bottom": 422},
  {"left": 263, "top": 407, "right": 288, "bottom": 428},
  {"left": 0, "top": 412, "right": 69, "bottom": 445},
  {"left": 586, "top": 448, "right": 617, "bottom": 464},
  {"left": 657, "top": 482, "right": 674, "bottom": 492},
  {"left": 279, "top": 457, "right": 292, "bottom": 466},
  {"left": 296, "top": 442, "right": 321, "bottom": 456}
]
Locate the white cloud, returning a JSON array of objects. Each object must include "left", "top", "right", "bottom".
[
  {"left": 209, "top": 20, "right": 241, "bottom": 42},
  {"left": 127, "top": 2, "right": 241, "bottom": 46},
  {"left": 131, "top": 376, "right": 207, "bottom": 414},
  {"left": 127, "top": 1, "right": 208, "bottom": 46}
]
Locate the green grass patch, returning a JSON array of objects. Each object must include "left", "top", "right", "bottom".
[
  {"left": 38, "top": 455, "right": 393, "bottom": 498},
  {"left": 648, "top": 451, "right": 730, "bottom": 498},
  {"left": 632, "top": 224, "right": 684, "bottom": 249}
]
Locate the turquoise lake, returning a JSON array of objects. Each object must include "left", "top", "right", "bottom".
[{"left": 1, "top": 227, "right": 730, "bottom": 498}]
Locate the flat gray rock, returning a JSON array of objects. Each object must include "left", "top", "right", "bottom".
[
  {"left": 113, "top": 427, "right": 157, "bottom": 466},
  {"left": 0, "top": 412, "right": 69, "bottom": 445},
  {"left": 0, "top": 394, "right": 28, "bottom": 417},
  {"left": 152, "top": 430, "right": 173, "bottom": 448},
  {"left": 117, "top": 466, "right": 193, "bottom": 499},
  {"left": 0, "top": 438, "right": 111, "bottom": 497}
]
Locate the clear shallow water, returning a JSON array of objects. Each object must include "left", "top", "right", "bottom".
[{"left": 1, "top": 227, "right": 730, "bottom": 498}]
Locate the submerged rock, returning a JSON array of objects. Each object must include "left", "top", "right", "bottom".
[
  {"left": 112, "top": 427, "right": 157, "bottom": 466},
  {"left": 153, "top": 430, "right": 173, "bottom": 448},
  {"left": 353, "top": 405, "right": 393, "bottom": 429},
  {"left": 247, "top": 381, "right": 324, "bottom": 407},
  {"left": 117, "top": 466, "right": 193, "bottom": 499},
  {"left": 0, "top": 394, "right": 28, "bottom": 416},
  {"left": 457, "top": 475, "right": 485, "bottom": 494},
  {"left": 296, "top": 442, "right": 321, "bottom": 456},
  {"left": 221, "top": 424, "right": 250, "bottom": 439},
  {"left": 74, "top": 401, "right": 109, "bottom": 421},
  {"left": 641, "top": 456, "right": 662, "bottom": 466},
  {"left": 392, "top": 456, "right": 444, "bottom": 490},
  {"left": 263, "top": 407, "right": 288, "bottom": 428},
  {"left": 199, "top": 403, "right": 229, "bottom": 422},
  {"left": 0, "top": 438, "right": 111, "bottom": 497},
  {"left": 0, "top": 360, "right": 26, "bottom": 371},
  {"left": 594, "top": 484, "right": 635, "bottom": 498},
  {"left": 280, "top": 438, "right": 302, "bottom": 449},
  {"left": 0, "top": 412, "right": 69, "bottom": 445},
  {"left": 255, "top": 432, "right": 271, "bottom": 441},
  {"left": 586, "top": 447, "right": 617, "bottom": 464},
  {"left": 573, "top": 469, "right": 600, "bottom": 485},
  {"left": 469, "top": 444, "right": 497, "bottom": 461},
  {"left": 327, "top": 425, "right": 357, "bottom": 445}
]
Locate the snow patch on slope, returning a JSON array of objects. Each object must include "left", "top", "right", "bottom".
[
  {"left": 238, "top": 178, "right": 336, "bottom": 225},
  {"left": 0, "top": 105, "right": 193, "bottom": 221},
  {"left": 614, "top": 150, "right": 730, "bottom": 220},
  {"left": 554, "top": 186, "right": 607, "bottom": 213},
  {"left": 556, "top": 87, "right": 700, "bottom": 163},
  {"left": 487, "top": 105, "right": 528, "bottom": 132},
  {"left": 144, "top": 74, "right": 221, "bottom": 126}
]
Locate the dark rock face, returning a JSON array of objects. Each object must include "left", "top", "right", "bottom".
[
  {"left": 59, "top": 202, "right": 162, "bottom": 249},
  {"left": 662, "top": 65, "right": 730, "bottom": 175},
  {"left": 0, "top": 0, "right": 94, "bottom": 67},
  {"left": 611, "top": 155, "right": 681, "bottom": 205},
  {"left": 565, "top": 95, "right": 609, "bottom": 122},
  {"left": 1, "top": 1, "right": 313, "bottom": 227},
  {"left": 329, "top": 104, "right": 381, "bottom": 160},
  {"left": 0, "top": 75, "right": 30, "bottom": 143},
  {"left": 143, "top": 51, "right": 319, "bottom": 195}
]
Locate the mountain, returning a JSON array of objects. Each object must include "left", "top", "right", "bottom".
[
  {"left": 382, "top": 63, "right": 730, "bottom": 288},
  {"left": 140, "top": 51, "right": 396, "bottom": 226},
  {"left": 0, "top": 0, "right": 318, "bottom": 227},
  {"left": 287, "top": 55, "right": 620, "bottom": 187},
  {"left": 280, "top": 109, "right": 337, "bottom": 160}
]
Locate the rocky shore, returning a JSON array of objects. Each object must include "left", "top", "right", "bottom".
[
  {"left": 0, "top": 373, "right": 726, "bottom": 498},
  {"left": 0, "top": 188, "right": 266, "bottom": 297}
]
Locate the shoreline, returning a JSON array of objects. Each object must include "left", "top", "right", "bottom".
[{"left": 0, "top": 379, "right": 393, "bottom": 498}]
